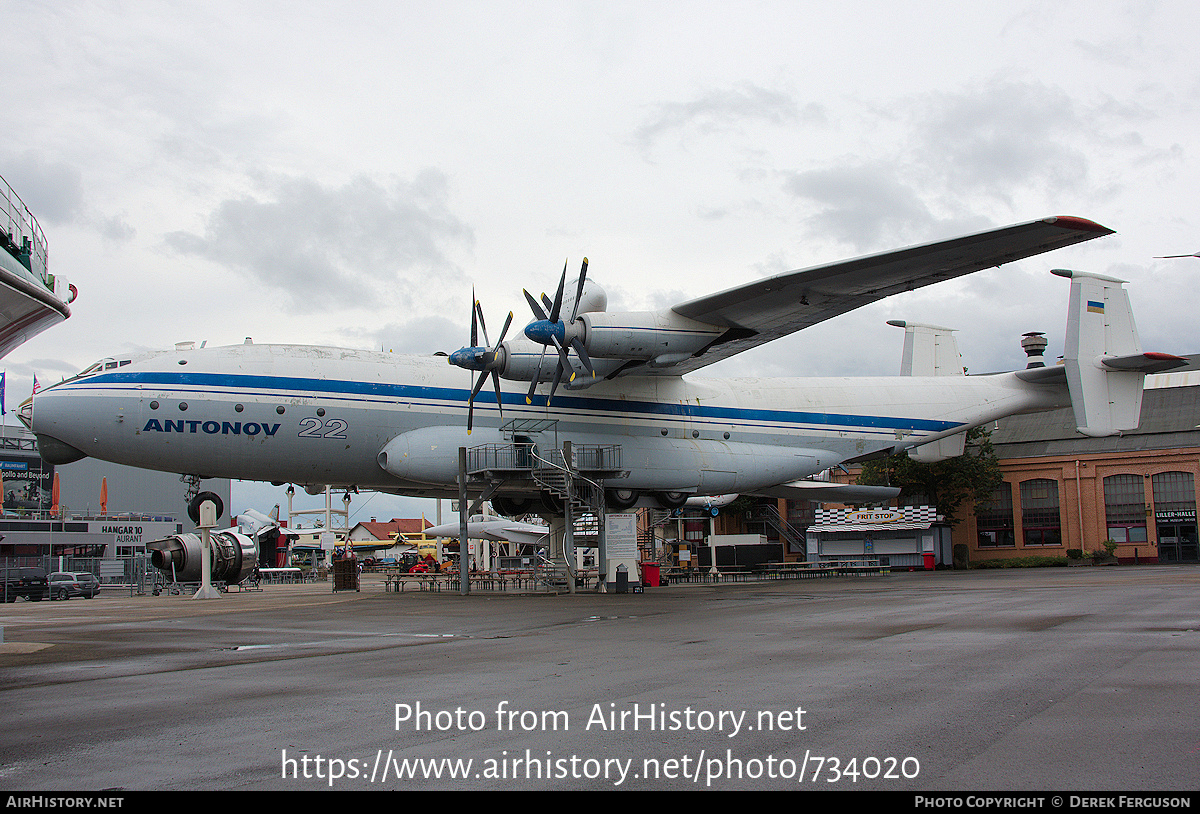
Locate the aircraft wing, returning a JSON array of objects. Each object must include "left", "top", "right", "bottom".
[
  {"left": 424, "top": 519, "right": 550, "bottom": 545},
  {"left": 662, "top": 216, "right": 1113, "bottom": 375},
  {"left": 482, "top": 522, "right": 551, "bottom": 546}
]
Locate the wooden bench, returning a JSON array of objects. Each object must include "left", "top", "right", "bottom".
[{"left": 386, "top": 572, "right": 446, "bottom": 592}]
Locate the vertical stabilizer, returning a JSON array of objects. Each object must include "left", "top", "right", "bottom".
[
  {"left": 889, "top": 320, "right": 963, "bottom": 377},
  {"left": 888, "top": 321, "right": 967, "bottom": 461},
  {"left": 1055, "top": 268, "right": 1145, "bottom": 437}
]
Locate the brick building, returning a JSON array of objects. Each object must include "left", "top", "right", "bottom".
[{"left": 960, "top": 376, "right": 1200, "bottom": 564}]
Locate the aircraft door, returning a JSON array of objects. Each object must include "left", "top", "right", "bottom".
[{"left": 514, "top": 434, "right": 537, "bottom": 469}]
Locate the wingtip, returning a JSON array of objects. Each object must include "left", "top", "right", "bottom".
[{"left": 1045, "top": 215, "right": 1114, "bottom": 235}]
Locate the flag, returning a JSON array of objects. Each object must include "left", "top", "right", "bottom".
[{"left": 31, "top": 376, "right": 40, "bottom": 395}]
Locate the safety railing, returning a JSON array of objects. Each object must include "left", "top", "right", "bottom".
[{"left": 0, "top": 175, "right": 49, "bottom": 282}]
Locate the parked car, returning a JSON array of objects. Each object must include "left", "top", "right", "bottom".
[
  {"left": 49, "top": 571, "right": 100, "bottom": 600},
  {"left": 2, "top": 567, "right": 49, "bottom": 602}
]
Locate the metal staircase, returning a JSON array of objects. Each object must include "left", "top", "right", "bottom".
[
  {"left": 530, "top": 447, "right": 603, "bottom": 512},
  {"left": 749, "top": 503, "right": 806, "bottom": 552},
  {"left": 531, "top": 554, "right": 572, "bottom": 591}
]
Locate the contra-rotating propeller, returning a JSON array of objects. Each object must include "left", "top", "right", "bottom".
[
  {"left": 522, "top": 258, "right": 595, "bottom": 404},
  {"left": 447, "top": 288, "right": 513, "bottom": 434}
]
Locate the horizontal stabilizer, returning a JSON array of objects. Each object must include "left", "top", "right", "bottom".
[
  {"left": 752, "top": 481, "right": 900, "bottom": 505},
  {"left": 1100, "top": 352, "right": 1187, "bottom": 373}
]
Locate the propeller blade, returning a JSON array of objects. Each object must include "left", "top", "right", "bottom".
[
  {"left": 523, "top": 289, "right": 548, "bottom": 322},
  {"left": 571, "top": 337, "right": 594, "bottom": 377},
  {"left": 549, "top": 260, "right": 567, "bottom": 322},
  {"left": 570, "top": 257, "right": 589, "bottom": 323},
  {"left": 475, "top": 299, "right": 490, "bottom": 348},
  {"left": 527, "top": 346, "right": 547, "bottom": 404},
  {"left": 466, "top": 368, "right": 490, "bottom": 435},
  {"left": 547, "top": 356, "right": 564, "bottom": 404},
  {"left": 551, "top": 335, "right": 577, "bottom": 384},
  {"left": 491, "top": 371, "right": 503, "bottom": 419},
  {"left": 494, "top": 310, "right": 513, "bottom": 350},
  {"left": 470, "top": 368, "right": 489, "bottom": 400},
  {"left": 490, "top": 310, "right": 512, "bottom": 418},
  {"left": 469, "top": 287, "right": 478, "bottom": 348}
]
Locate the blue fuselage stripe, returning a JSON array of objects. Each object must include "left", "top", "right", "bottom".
[{"left": 55, "top": 370, "right": 963, "bottom": 434}]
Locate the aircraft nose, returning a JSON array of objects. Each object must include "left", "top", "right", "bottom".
[{"left": 17, "top": 396, "right": 33, "bottom": 430}]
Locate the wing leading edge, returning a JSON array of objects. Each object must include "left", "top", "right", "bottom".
[{"left": 661, "top": 216, "right": 1113, "bottom": 375}]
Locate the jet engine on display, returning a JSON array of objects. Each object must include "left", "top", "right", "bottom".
[{"left": 146, "top": 530, "right": 258, "bottom": 584}]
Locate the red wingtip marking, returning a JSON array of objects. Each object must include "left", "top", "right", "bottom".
[{"left": 1046, "top": 216, "right": 1114, "bottom": 234}]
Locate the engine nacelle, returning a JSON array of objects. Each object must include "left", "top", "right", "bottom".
[
  {"left": 147, "top": 531, "right": 258, "bottom": 584},
  {"left": 498, "top": 338, "right": 627, "bottom": 384},
  {"left": 534, "top": 310, "right": 725, "bottom": 365}
]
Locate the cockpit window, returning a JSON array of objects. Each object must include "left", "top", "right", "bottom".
[{"left": 51, "top": 351, "right": 165, "bottom": 389}]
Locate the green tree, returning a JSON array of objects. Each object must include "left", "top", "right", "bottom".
[{"left": 856, "top": 426, "right": 1003, "bottom": 525}]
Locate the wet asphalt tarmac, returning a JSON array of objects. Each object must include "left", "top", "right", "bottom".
[{"left": 0, "top": 566, "right": 1196, "bottom": 792}]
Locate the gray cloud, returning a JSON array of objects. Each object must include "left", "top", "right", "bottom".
[
  {"left": 633, "top": 83, "right": 814, "bottom": 148},
  {"left": 781, "top": 163, "right": 937, "bottom": 250},
  {"left": 1, "top": 150, "right": 137, "bottom": 242},
  {"left": 910, "top": 81, "right": 1091, "bottom": 200},
  {"left": 0, "top": 151, "right": 84, "bottom": 225},
  {"left": 778, "top": 78, "right": 1165, "bottom": 253},
  {"left": 165, "top": 171, "right": 473, "bottom": 312},
  {"left": 351, "top": 314, "right": 465, "bottom": 357}
]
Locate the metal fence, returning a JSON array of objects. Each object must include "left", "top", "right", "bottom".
[{"left": 1, "top": 555, "right": 156, "bottom": 595}]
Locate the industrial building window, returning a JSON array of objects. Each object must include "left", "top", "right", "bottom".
[
  {"left": 976, "top": 482, "right": 1015, "bottom": 547},
  {"left": 1104, "top": 474, "right": 1147, "bottom": 544},
  {"left": 1151, "top": 471, "right": 1195, "bottom": 512},
  {"left": 1020, "top": 478, "right": 1062, "bottom": 546}
]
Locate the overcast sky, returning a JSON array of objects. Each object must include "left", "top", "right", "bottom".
[{"left": 3, "top": 1, "right": 1198, "bottom": 524}]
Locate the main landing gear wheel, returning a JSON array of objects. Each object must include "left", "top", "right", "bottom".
[
  {"left": 654, "top": 491, "right": 689, "bottom": 510},
  {"left": 605, "top": 488, "right": 639, "bottom": 510}
]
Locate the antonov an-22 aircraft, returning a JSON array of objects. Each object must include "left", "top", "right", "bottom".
[{"left": 18, "top": 216, "right": 1186, "bottom": 516}]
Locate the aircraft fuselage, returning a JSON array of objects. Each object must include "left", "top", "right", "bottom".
[{"left": 25, "top": 342, "right": 1067, "bottom": 500}]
